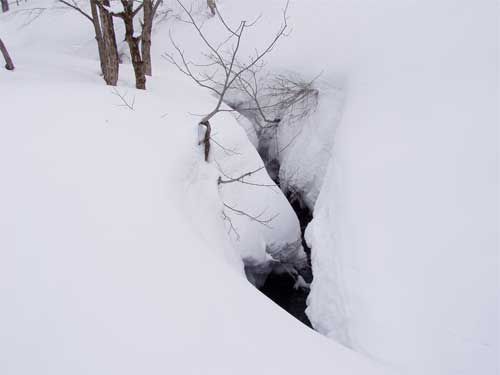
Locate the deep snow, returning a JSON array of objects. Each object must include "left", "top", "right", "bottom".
[
  {"left": 185, "top": 1, "right": 499, "bottom": 374},
  {"left": 0, "top": 2, "right": 394, "bottom": 375},
  {"left": 0, "top": 1, "right": 498, "bottom": 375},
  {"left": 258, "top": 1, "right": 498, "bottom": 374}
]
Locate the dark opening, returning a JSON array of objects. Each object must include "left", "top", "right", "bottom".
[
  {"left": 225, "top": 106, "right": 317, "bottom": 328},
  {"left": 259, "top": 191, "right": 314, "bottom": 328}
]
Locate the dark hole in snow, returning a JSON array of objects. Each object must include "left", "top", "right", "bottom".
[
  {"left": 224, "top": 99, "right": 316, "bottom": 328},
  {"left": 260, "top": 269, "right": 312, "bottom": 327},
  {"left": 259, "top": 191, "right": 314, "bottom": 328}
]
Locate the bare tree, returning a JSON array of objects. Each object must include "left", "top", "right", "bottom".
[
  {"left": 58, "top": 0, "right": 119, "bottom": 85},
  {"left": 1, "top": 0, "right": 9, "bottom": 12},
  {"left": 0, "top": 37, "right": 14, "bottom": 70},
  {"left": 97, "top": 0, "right": 119, "bottom": 85},
  {"left": 108, "top": 0, "right": 146, "bottom": 89},
  {"left": 141, "top": 0, "right": 163, "bottom": 76},
  {"left": 164, "top": 2, "right": 290, "bottom": 234},
  {"left": 164, "top": 0, "right": 290, "bottom": 161},
  {"left": 60, "top": 0, "right": 164, "bottom": 88},
  {"left": 105, "top": 0, "right": 163, "bottom": 88}
]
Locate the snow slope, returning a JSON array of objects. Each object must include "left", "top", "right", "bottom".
[
  {"left": 0, "top": 2, "right": 394, "bottom": 375},
  {"left": 181, "top": 1, "right": 499, "bottom": 374},
  {"left": 272, "top": 1, "right": 497, "bottom": 375}
]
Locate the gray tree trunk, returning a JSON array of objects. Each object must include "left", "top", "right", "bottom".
[
  {"left": 119, "top": 0, "right": 146, "bottom": 89},
  {"left": 98, "top": 0, "right": 119, "bottom": 86},
  {"left": 123, "top": 14, "right": 146, "bottom": 89},
  {"left": 89, "top": 0, "right": 108, "bottom": 78},
  {"left": 141, "top": 0, "right": 153, "bottom": 76},
  {"left": 142, "top": 0, "right": 162, "bottom": 76},
  {"left": 0, "top": 38, "right": 14, "bottom": 70},
  {"left": 1, "top": 0, "right": 9, "bottom": 12}
]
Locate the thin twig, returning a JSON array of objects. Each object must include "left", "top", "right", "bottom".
[
  {"left": 223, "top": 202, "right": 278, "bottom": 229},
  {"left": 112, "top": 88, "right": 135, "bottom": 110},
  {"left": 58, "top": 0, "right": 93, "bottom": 22},
  {"left": 209, "top": 137, "right": 241, "bottom": 156}
]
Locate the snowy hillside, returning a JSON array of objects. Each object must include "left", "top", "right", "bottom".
[
  {"left": 0, "top": 2, "right": 392, "bottom": 374},
  {"left": 204, "top": 2, "right": 499, "bottom": 374},
  {"left": 304, "top": 2, "right": 499, "bottom": 374},
  {"left": 0, "top": 0, "right": 498, "bottom": 375}
]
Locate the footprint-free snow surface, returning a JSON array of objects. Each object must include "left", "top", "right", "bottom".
[{"left": 0, "top": 1, "right": 497, "bottom": 375}]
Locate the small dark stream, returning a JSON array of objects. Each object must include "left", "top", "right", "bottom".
[
  {"left": 259, "top": 191, "right": 314, "bottom": 328},
  {"left": 226, "top": 101, "right": 316, "bottom": 328}
]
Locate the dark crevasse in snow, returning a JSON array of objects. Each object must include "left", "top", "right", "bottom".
[
  {"left": 225, "top": 98, "right": 316, "bottom": 328},
  {"left": 259, "top": 190, "right": 314, "bottom": 328}
]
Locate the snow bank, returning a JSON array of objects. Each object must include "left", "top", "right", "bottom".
[
  {"left": 181, "top": 1, "right": 498, "bottom": 374},
  {"left": 277, "top": 83, "right": 344, "bottom": 208},
  {"left": 298, "top": 2, "right": 498, "bottom": 375},
  {"left": 0, "top": 2, "right": 394, "bottom": 374},
  {"left": 208, "top": 110, "right": 307, "bottom": 285}
]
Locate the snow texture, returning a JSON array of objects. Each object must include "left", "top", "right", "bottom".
[
  {"left": 0, "top": 2, "right": 393, "bottom": 375},
  {"left": 0, "top": 1, "right": 497, "bottom": 375},
  {"left": 203, "top": 1, "right": 498, "bottom": 374}
]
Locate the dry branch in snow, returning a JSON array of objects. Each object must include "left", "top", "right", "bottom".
[{"left": 112, "top": 88, "right": 136, "bottom": 110}]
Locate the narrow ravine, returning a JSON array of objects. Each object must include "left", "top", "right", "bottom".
[
  {"left": 224, "top": 96, "right": 320, "bottom": 328},
  {"left": 259, "top": 190, "right": 314, "bottom": 328}
]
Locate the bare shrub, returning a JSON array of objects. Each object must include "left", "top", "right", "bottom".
[{"left": 164, "top": 0, "right": 290, "bottom": 161}]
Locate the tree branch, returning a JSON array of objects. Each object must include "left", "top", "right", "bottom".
[
  {"left": 58, "top": 0, "right": 93, "bottom": 22},
  {"left": 223, "top": 203, "right": 278, "bottom": 229}
]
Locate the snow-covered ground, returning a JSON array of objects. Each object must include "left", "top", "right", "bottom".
[
  {"left": 179, "top": 1, "right": 498, "bottom": 374},
  {"left": 0, "top": 1, "right": 497, "bottom": 375},
  {"left": 0, "top": 2, "right": 393, "bottom": 375},
  {"left": 270, "top": 2, "right": 498, "bottom": 375}
]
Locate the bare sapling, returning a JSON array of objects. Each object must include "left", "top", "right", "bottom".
[{"left": 164, "top": 0, "right": 290, "bottom": 161}]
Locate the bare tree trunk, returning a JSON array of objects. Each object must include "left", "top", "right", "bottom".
[
  {"left": 207, "top": 0, "right": 215, "bottom": 16},
  {"left": 1, "top": 0, "right": 9, "bottom": 12},
  {"left": 98, "top": 0, "right": 119, "bottom": 86},
  {"left": 0, "top": 38, "right": 14, "bottom": 70},
  {"left": 89, "top": 0, "right": 107, "bottom": 78},
  {"left": 141, "top": 0, "right": 153, "bottom": 76},
  {"left": 118, "top": 0, "right": 146, "bottom": 89},
  {"left": 124, "top": 14, "right": 146, "bottom": 89},
  {"left": 141, "top": 0, "right": 161, "bottom": 76},
  {"left": 58, "top": 0, "right": 118, "bottom": 85}
]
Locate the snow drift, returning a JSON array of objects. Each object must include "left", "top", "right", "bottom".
[
  {"left": 0, "top": 1, "right": 497, "bottom": 375},
  {"left": 0, "top": 2, "right": 393, "bottom": 375},
  {"left": 190, "top": 1, "right": 498, "bottom": 375}
]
